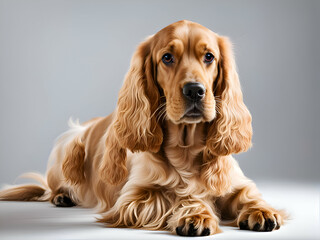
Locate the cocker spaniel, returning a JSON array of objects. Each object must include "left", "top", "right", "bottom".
[{"left": 0, "top": 20, "right": 286, "bottom": 236}]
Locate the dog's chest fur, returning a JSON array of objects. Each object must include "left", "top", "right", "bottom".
[
  {"left": 129, "top": 121, "right": 208, "bottom": 197},
  {"left": 164, "top": 121, "right": 206, "bottom": 180}
]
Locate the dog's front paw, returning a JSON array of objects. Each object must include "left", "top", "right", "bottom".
[
  {"left": 238, "top": 207, "right": 285, "bottom": 232},
  {"left": 168, "top": 200, "right": 221, "bottom": 236},
  {"left": 174, "top": 215, "right": 221, "bottom": 237},
  {"left": 175, "top": 217, "right": 210, "bottom": 236}
]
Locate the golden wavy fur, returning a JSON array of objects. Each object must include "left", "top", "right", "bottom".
[{"left": 0, "top": 20, "right": 286, "bottom": 236}]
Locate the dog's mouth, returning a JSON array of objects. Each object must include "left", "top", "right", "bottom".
[{"left": 181, "top": 103, "right": 204, "bottom": 123}]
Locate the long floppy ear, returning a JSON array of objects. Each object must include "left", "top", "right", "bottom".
[
  {"left": 206, "top": 36, "right": 252, "bottom": 156},
  {"left": 113, "top": 38, "right": 163, "bottom": 152},
  {"left": 99, "top": 37, "right": 163, "bottom": 185}
]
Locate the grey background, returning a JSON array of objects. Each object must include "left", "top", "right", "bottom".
[{"left": 0, "top": 0, "right": 319, "bottom": 184}]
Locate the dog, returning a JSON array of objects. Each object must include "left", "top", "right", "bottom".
[{"left": 0, "top": 20, "right": 286, "bottom": 236}]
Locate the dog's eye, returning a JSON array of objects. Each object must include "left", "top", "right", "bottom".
[
  {"left": 162, "top": 53, "right": 174, "bottom": 65},
  {"left": 204, "top": 53, "right": 214, "bottom": 64}
]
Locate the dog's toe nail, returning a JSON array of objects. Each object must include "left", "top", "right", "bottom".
[
  {"left": 239, "top": 220, "right": 249, "bottom": 230},
  {"left": 201, "top": 227, "right": 210, "bottom": 236},
  {"left": 187, "top": 223, "right": 197, "bottom": 236},
  {"left": 264, "top": 218, "right": 275, "bottom": 231},
  {"left": 253, "top": 223, "right": 261, "bottom": 231},
  {"left": 176, "top": 226, "right": 184, "bottom": 236}
]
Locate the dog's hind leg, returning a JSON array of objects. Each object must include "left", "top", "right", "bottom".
[{"left": 47, "top": 137, "right": 86, "bottom": 207}]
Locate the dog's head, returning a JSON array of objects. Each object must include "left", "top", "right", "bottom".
[
  {"left": 154, "top": 21, "right": 219, "bottom": 125},
  {"left": 100, "top": 20, "right": 252, "bottom": 184}
]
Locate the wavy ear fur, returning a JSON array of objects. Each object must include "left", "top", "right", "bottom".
[
  {"left": 99, "top": 38, "right": 163, "bottom": 185},
  {"left": 206, "top": 36, "right": 252, "bottom": 156},
  {"left": 113, "top": 38, "right": 163, "bottom": 152}
]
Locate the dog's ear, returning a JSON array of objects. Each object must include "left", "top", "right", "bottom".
[
  {"left": 99, "top": 37, "right": 163, "bottom": 185},
  {"left": 113, "top": 37, "right": 163, "bottom": 152},
  {"left": 206, "top": 36, "right": 252, "bottom": 156}
]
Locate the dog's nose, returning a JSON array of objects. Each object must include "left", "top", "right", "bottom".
[{"left": 182, "top": 82, "right": 206, "bottom": 101}]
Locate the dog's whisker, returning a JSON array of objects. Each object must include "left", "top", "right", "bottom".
[
  {"left": 215, "top": 104, "right": 223, "bottom": 115},
  {"left": 150, "top": 102, "right": 167, "bottom": 119},
  {"left": 156, "top": 107, "right": 167, "bottom": 124}
]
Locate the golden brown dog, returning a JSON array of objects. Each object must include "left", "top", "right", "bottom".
[{"left": 0, "top": 20, "right": 286, "bottom": 236}]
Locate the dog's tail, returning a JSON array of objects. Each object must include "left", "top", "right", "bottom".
[{"left": 0, "top": 172, "right": 50, "bottom": 201}]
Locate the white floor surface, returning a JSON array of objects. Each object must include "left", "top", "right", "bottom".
[{"left": 0, "top": 181, "right": 319, "bottom": 240}]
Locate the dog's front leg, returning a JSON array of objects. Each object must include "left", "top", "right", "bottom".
[
  {"left": 167, "top": 198, "right": 221, "bottom": 236},
  {"left": 217, "top": 181, "right": 287, "bottom": 231},
  {"left": 98, "top": 182, "right": 173, "bottom": 230}
]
